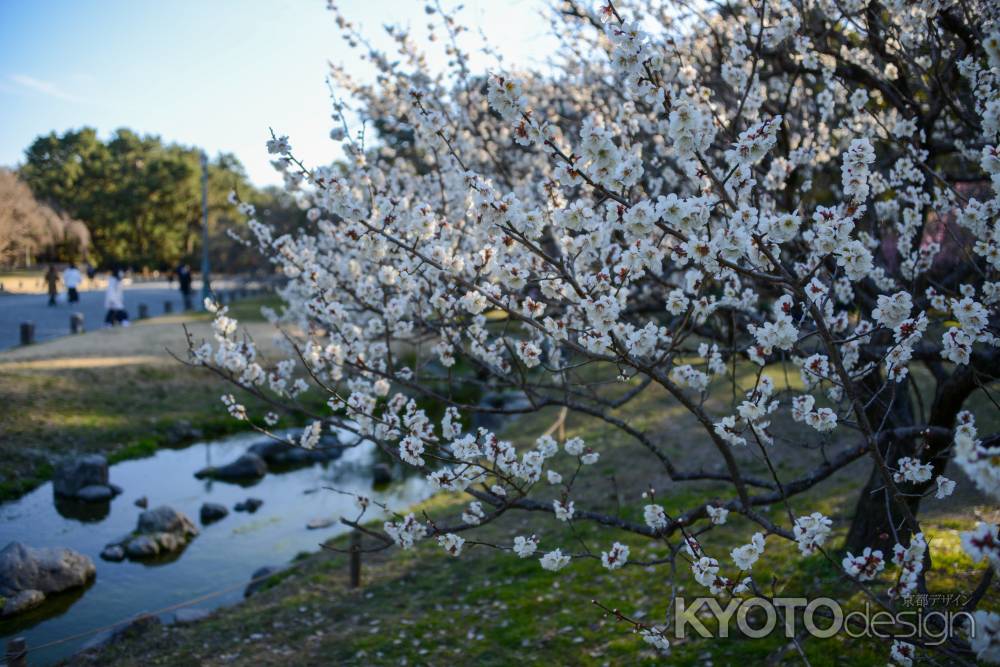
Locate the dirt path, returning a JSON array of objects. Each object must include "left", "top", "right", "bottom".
[{"left": 0, "top": 313, "right": 281, "bottom": 370}]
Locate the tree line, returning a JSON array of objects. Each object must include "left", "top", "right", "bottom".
[{"left": 4, "top": 127, "right": 307, "bottom": 272}]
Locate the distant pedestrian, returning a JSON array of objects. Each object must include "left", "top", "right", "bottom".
[
  {"left": 176, "top": 263, "right": 194, "bottom": 310},
  {"left": 45, "top": 265, "right": 60, "bottom": 306},
  {"left": 84, "top": 261, "right": 96, "bottom": 284},
  {"left": 63, "top": 262, "right": 82, "bottom": 303},
  {"left": 104, "top": 268, "right": 130, "bottom": 327}
]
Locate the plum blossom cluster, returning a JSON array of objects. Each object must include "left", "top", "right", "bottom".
[{"left": 189, "top": 0, "right": 1000, "bottom": 662}]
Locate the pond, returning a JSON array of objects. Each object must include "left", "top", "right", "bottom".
[{"left": 0, "top": 429, "right": 434, "bottom": 665}]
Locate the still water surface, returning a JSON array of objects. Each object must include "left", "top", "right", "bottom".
[{"left": 0, "top": 430, "right": 433, "bottom": 665}]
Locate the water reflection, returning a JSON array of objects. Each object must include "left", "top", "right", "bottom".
[
  {"left": 53, "top": 495, "right": 112, "bottom": 522},
  {"left": 0, "top": 429, "right": 434, "bottom": 666}
]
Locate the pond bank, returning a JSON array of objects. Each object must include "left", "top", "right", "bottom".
[
  {"left": 0, "top": 297, "right": 293, "bottom": 501},
  {"left": 0, "top": 429, "right": 433, "bottom": 666}
]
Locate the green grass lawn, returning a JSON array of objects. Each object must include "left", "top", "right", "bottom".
[
  {"left": 0, "top": 295, "right": 297, "bottom": 500},
  {"left": 84, "top": 373, "right": 998, "bottom": 666}
]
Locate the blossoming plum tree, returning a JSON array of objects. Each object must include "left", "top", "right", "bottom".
[{"left": 191, "top": 0, "right": 1000, "bottom": 662}]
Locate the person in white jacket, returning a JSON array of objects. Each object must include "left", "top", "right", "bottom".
[
  {"left": 63, "top": 263, "right": 82, "bottom": 303},
  {"left": 104, "top": 268, "right": 129, "bottom": 326}
]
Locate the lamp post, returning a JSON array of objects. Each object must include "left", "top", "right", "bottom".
[{"left": 200, "top": 151, "right": 211, "bottom": 307}]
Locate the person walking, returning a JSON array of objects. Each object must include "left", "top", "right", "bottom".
[
  {"left": 176, "top": 263, "right": 194, "bottom": 310},
  {"left": 63, "top": 262, "right": 82, "bottom": 303},
  {"left": 104, "top": 268, "right": 130, "bottom": 327},
  {"left": 45, "top": 265, "right": 60, "bottom": 306}
]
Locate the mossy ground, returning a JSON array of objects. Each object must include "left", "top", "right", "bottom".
[{"left": 77, "top": 371, "right": 998, "bottom": 666}]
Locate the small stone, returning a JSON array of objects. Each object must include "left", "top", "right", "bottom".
[
  {"left": 306, "top": 517, "right": 336, "bottom": 530},
  {"left": 200, "top": 503, "right": 229, "bottom": 524},
  {"left": 234, "top": 498, "right": 263, "bottom": 513},
  {"left": 100, "top": 545, "right": 125, "bottom": 562}
]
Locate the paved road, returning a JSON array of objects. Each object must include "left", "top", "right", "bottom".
[{"left": 0, "top": 281, "right": 205, "bottom": 351}]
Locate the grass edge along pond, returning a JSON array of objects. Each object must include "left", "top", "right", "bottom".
[
  {"left": 0, "top": 296, "right": 304, "bottom": 501},
  {"left": 79, "top": 377, "right": 997, "bottom": 667}
]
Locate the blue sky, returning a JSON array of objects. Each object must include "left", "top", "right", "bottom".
[{"left": 0, "top": 0, "right": 552, "bottom": 187}]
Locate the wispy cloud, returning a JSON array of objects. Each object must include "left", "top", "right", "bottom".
[{"left": 8, "top": 74, "right": 84, "bottom": 103}]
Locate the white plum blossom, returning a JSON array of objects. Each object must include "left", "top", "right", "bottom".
[
  {"left": 553, "top": 499, "right": 575, "bottom": 522},
  {"left": 961, "top": 523, "right": 1000, "bottom": 573},
  {"left": 890, "top": 640, "right": 916, "bottom": 667},
  {"left": 893, "top": 457, "right": 933, "bottom": 484},
  {"left": 793, "top": 512, "right": 832, "bottom": 556},
  {"left": 438, "top": 533, "right": 465, "bottom": 557},
  {"left": 934, "top": 476, "right": 956, "bottom": 499},
  {"left": 843, "top": 548, "right": 886, "bottom": 581},
  {"left": 731, "top": 533, "right": 766, "bottom": 570},
  {"left": 601, "top": 542, "right": 629, "bottom": 570},
  {"left": 539, "top": 549, "right": 571, "bottom": 572},
  {"left": 970, "top": 611, "right": 1000, "bottom": 664},
  {"left": 890, "top": 533, "right": 926, "bottom": 599},
  {"left": 706, "top": 505, "right": 729, "bottom": 525},
  {"left": 299, "top": 421, "right": 322, "bottom": 450},
  {"left": 640, "top": 628, "right": 670, "bottom": 653},
  {"left": 462, "top": 501, "right": 486, "bottom": 526},
  {"left": 644, "top": 504, "right": 668, "bottom": 530},
  {"left": 513, "top": 535, "right": 539, "bottom": 558},
  {"left": 564, "top": 437, "right": 586, "bottom": 456},
  {"left": 384, "top": 514, "right": 427, "bottom": 550}
]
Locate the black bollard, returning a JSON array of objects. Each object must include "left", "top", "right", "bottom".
[
  {"left": 6, "top": 637, "right": 27, "bottom": 667},
  {"left": 138, "top": 303, "right": 149, "bottom": 320},
  {"left": 164, "top": 301, "right": 173, "bottom": 314},
  {"left": 70, "top": 312, "right": 84, "bottom": 334},
  {"left": 19, "top": 322, "right": 34, "bottom": 345}
]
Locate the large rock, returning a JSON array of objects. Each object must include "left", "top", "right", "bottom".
[
  {"left": 194, "top": 453, "right": 267, "bottom": 481},
  {"left": 0, "top": 542, "right": 95, "bottom": 616},
  {"left": 106, "top": 506, "right": 199, "bottom": 561},
  {"left": 248, "top": 435, "right": 343, "bottom": 467},
  {"left": 53, "top": 454, "right": 109, "bottom": 497}
]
